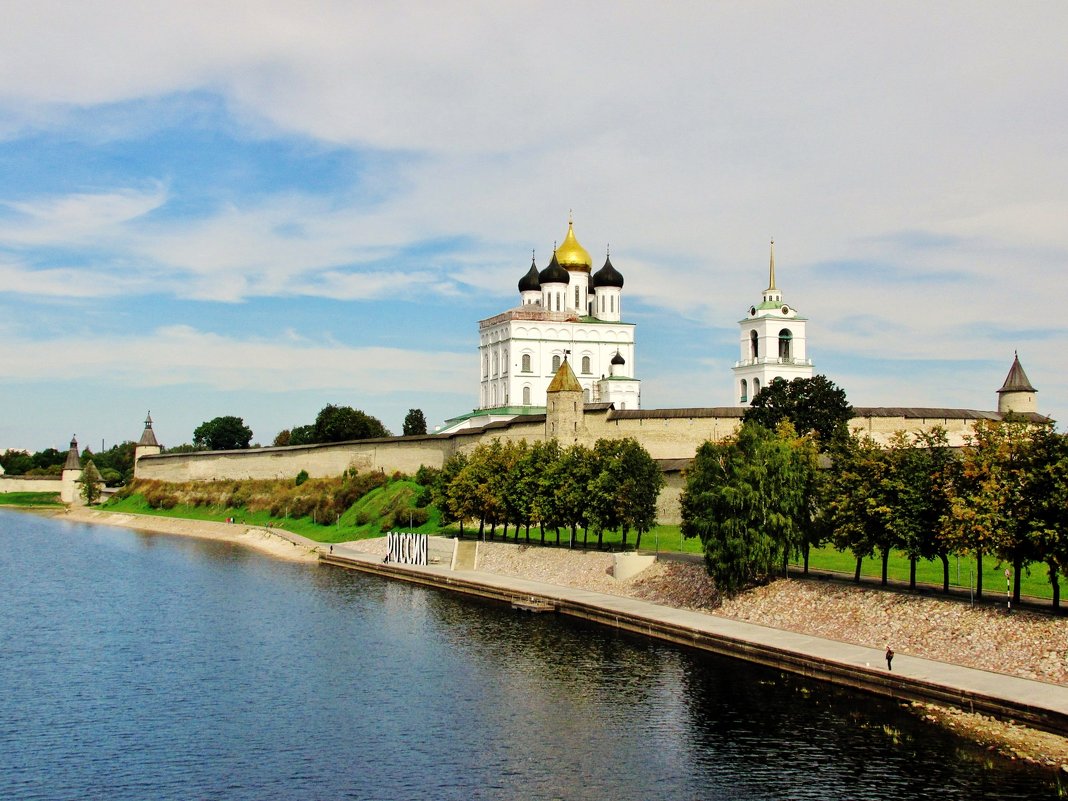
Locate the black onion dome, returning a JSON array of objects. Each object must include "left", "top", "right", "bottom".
[
  {"left": 611, "top": 351, "right": 625, "bottom": 366},
  {"left": 518, "top": 257, "right": 541, "bottom": 292},
  {"left": 592, "top": 255, "right": 624, "bottom": 288},
  {"left": 538, "top": 252, "right": 570, "bottom": 285}
]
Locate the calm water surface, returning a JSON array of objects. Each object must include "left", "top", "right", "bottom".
[{"left": 0, "top": 510, "right": 1059, "bottom": 800}]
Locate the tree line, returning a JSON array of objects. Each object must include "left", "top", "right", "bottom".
[
  {"left": 682, "top": 417, "right": 1068, "bottom": 606},
  {"left": 422, "top": 437, "right": 665, "bottom": 549}
]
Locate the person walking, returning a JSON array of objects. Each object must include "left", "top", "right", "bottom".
[{"left": 885, "top": 644, "right": 894, "bottom": 671}]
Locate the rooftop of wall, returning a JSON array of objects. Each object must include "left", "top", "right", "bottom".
[
  {"left": 443, "top": 414, "right": 547, "bottom": 440},
  {"left": 852, "top": 407, "right": 1050, "bottom": 422},
  {"left": 0, "top": 474, "right": 61, "bottom": 482},
  {"left": 608, "top": 407, "right": 746, "bottom": 421},
  {"left": 655, "top": 458, "right": 692, "bottom": 473}
]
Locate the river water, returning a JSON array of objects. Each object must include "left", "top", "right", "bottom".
[{"left": 0, "top": 510, "right": 1059, "bottom": 800}]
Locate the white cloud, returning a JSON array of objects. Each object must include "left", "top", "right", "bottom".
[{"left": 0, "top": 324, "right": 471, "bottom": 395}]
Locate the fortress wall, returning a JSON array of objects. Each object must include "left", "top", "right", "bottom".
[
  {"left": 136, "top": 438, "right": 453, "bottom": 483},
  {"left": 131, "top": 409, "right": 998, "bottom": 522},
  {"left": 0, "top": 475, "right": 63, "bottom": 494},
  {"left": 588, "top": 414, "right": 743, "bottom": 459},
  {"left": 848, "top": 415, "right": 980, "bottom": 447},
  {"left": 658, "top": 472, "right": 685, "bottom": 525}
]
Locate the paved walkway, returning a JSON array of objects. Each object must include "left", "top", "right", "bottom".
[{"left": 324, "top": 541, "right": 1068, "bottom": 736}]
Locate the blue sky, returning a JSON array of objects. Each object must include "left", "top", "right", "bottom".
[{"left": 1, "top": 2, "right": 1065, "bottom": 452}]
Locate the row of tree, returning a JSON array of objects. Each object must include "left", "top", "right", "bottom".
[
  {"left": 682, "top": 418, "right": 1068, "bottom": 606},
  {"left": 425, "top": 437, "right": 665, "bottom": 549},
  {"left": 174, "top": 405, "right": 421, "bottom": 451}
]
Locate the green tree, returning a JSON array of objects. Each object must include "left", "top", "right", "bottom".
[
  {"left": 744, "top": 375, "right": 853, "bottom": 448},
  {"left": 77, "top": 460, "right": 103, "bottom": 505},
  {"left": 945, "top": 418, "right": 1039, "bottom": 605},
  {"left": 314, "top": 404, "right": 390, "bottom": 442},
  {"left": 1017, "top": 422, "right": 1068, "bottom": 607},
  {"left": 433, "top": 452, "right": 468, "bottom": 535},
  {"left": 288, "top": 425, "right": 318, "bottom": 446},
  {"left": 545, "top": 443, "right": 596, "bottom": 547},
  {"left": 403, "top": 408, "right": 428, "bottom": 436},
  {"left": 681, "top": 423, "right": 812, "bottom": 594},
  {"left": 192, "top": 416, "right": 253, "bottom": 451},
  {"left": 826, "top": 433, "right": 898, "bottom": 585},
  {"left": 0, "top": 449, "right": 33, "bottom": 475}
]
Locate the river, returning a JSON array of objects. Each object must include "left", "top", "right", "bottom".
[{"left": 0, "top": 509, "right": 1058, "bottom": 800}]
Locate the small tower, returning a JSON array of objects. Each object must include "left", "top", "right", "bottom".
[
  {"left": 597, "top": 350, "right": 641, "bottom": 410},
  {"left": 592, "top": 248, "right": 624, "bottom": 322},
  {"left": 997, "top": 352, "right": 1038, "bottom": 415},
  {"left": 60, "top": 435, "right": 83, "bottom": 505},
  {"left": 518, "top": 253, "right": 541, "bottom": 306},
  {"left": 732, "top": 239, "right": 813, "bottom": 405},
  {"left": 135, "top": 412, "right": 162, "bottom": 472},
  {"left": 555, "top": 214, "right": 593, "bottom": 314},
  {"left": 545, "top": 356, "right": 585, "bottom": 442},
  {"left": 539, "top": 251, "right": 570, "bottom": 313}
]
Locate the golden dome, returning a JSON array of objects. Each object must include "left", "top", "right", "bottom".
[{"left": 555, "top": 218, "right": 592, "bottom": 272}]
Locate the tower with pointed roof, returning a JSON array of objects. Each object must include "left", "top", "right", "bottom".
[
  {"left": 135, "top": 412, "right": 162, "bottom": 469},
  {"left": 545, "top": 357, "right": 586, "bottom": 442},
  {"left": 470, "top": 215, "right": 640, "bottom": 423},
  {"left": 60, "top": 435, "right": 83, "bottom": 504},
  {"left": 997, "top": 353, "right": 1038, "bottom": 415},
  {"left": 732, "top": 240, "right": 813, "bottom": 406}
]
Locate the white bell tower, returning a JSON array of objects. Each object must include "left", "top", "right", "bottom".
[{"left": 732, "top": 240, "right": 813, "bottom": 406}]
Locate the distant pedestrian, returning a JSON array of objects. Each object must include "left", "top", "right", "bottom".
[{"left": 885, "top": 644, "right": 894, "bottom": 671}]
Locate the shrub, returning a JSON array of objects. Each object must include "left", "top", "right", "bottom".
[{"left": 295, "top": 470, "right": 309, "bottom": 486}]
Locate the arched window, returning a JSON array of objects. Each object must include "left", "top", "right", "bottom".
[
  {"left": 523, "top": 386, "right": 531, "bottom": 405},
  {"left": 778, "top": 329, "right": 793, "bottom": 360},
  {"left": 583, "top": 388, "right": 590, "bottom": 402},
  {"left": 492, "top": 353, "right": 499, "bottom": 376},
  {"left": 552, "top": 355, "right": 561, "bottom": 372},
  {"left": 581, "top": 355, "right": 591, "bottom": 374},
  {"left": 483, "top": 354, "right": 489, "bottom": 378},
  {"left": 492, "top": 385, "right": 497, "bottom": 406},
  {"left": 574, "top": 286, "right": 580, "bottom": 308},
  {"left": 740, "top": 379, "right": 748, "bottom": 403},
  {"left": 750, "top": 330, "right": 759, "bottom": 359},
  {"left": 521, "top": 353, "right": 531, "bottom": 373},
  {"left": 754, "top": 378, "right": 761, "bottom": 396},
  {"left": 610, "top": 295, "right": 615, "bottom": 314}
]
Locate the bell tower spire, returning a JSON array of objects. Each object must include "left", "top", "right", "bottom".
[{"left": 732, "top": 239, "right": 812, "bottom": 406}]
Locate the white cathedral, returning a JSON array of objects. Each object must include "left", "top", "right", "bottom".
[{"left": 475, "top": 217, "right": 640, "bottom": 415}]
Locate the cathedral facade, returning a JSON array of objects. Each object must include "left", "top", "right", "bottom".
[{"left": 476, "top": 218, "right": 640, "bottom": 414}]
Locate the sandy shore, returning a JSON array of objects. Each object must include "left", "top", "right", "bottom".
[{"left": 58, "top": 507, "right": 321, "bottom": 563}]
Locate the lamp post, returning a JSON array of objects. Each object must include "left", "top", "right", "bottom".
[{"left": 1005, "top": 567, "right": 1012, "bottom": 610}]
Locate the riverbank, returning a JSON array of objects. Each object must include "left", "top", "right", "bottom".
[
  {"left": 57, "top": 507, "right": 321, "bottom": 563},
  {"left": 34, "top": 509, "right": 1068, "bottom": 770}
]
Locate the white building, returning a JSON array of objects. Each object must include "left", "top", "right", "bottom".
[
  {"left": 732, "top": 240, "right": 813, "bottom": 405},
  {"left": 472, "top": 218, "right": 640, "bottom": 420}
]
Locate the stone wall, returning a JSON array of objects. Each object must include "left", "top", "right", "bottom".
[{"left": 0, "top": 475, "right": 63, "bottom": 494}]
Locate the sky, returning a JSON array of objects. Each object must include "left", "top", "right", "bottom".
[{"left": 1, "top": 2, "right": 1065, "bottom": 453}]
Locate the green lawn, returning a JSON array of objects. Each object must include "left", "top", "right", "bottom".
[
  {"left": 0, "top": 491, "right": 63, "bottom": 507},
  {"left": 102, "top": 481, "right": 443, "bottom": 545},
  {"left": 794, "top": 544, "right": 1053, "bottom": 600}
]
